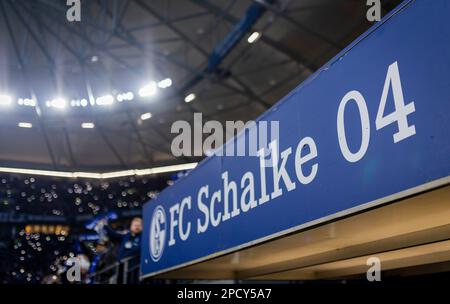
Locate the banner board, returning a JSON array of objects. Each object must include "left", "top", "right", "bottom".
[{"left": 141, "top": 0, "right": 450, "bottom": 278}]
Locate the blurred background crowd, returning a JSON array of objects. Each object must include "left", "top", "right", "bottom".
[{"left": 0, "top": 171, "right": 188, "bottom": 284}]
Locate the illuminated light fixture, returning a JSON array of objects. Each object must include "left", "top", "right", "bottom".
[
  {"left": 69, "top": 98, "right": 89, "bottom": 107},
  {"left": 49, "top": 97, "right": 67, "bottom": 109},
  {"left": 126, "top": 92, "right": 134, "bottom": 100},
  {"left": 247, "top": 31, "right": 261, "bottom": 44},
  {"left": 18, "top": 98, "right": 34, "bottom": 106},
  {"left": 117, "top": 92, "right": 134, "bottom": 102},
  {"left": 0, "top": 162, "right": 198, "bottom": 179},
  {"left": 95, "top": 94, "right": 114, "bottom": 106},
  {"left": 100, "top": 170, "right": 136, "bottom": 179},
  {"left": 0, "top": 94, "right": 13, "bottom": 106},
  {"left": 23, "top": 98, "right": 36, "bottom": 107},
  {"left": 135, "top": 163, "right": 198, "bottom": 175},
  {"left": 81, "top": 122, "right": 95, "bottom": 129},
  {"left": 184, "top": 93, "right": 196, "bottom": 103},
  {"left": 18, "top": 122, "right": 33, "bottom": 128},
  {"left": 140, "top": 112, "right": 152, "bottom": 120},
  {"left": 139, "top": 81, "right": 157, "bottom": 97},
  {"left": 157, "top": 78, "right": 172, "bottom": 89}
]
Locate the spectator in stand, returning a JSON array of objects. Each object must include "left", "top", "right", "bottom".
[
  {"left": 0, "top": 172, "right": 172, "bottom": 284},
  {"left": 103, "top": 217, "right": 142, "bottom": 283},
  {"left": 103, "top": 217, "right": 142, "bottom": 261}
]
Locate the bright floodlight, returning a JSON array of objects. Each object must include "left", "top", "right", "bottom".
[
  {"left": 126, "top": 92, "right": 134, "bottom": 100},
  {"left": 18, "top": 122, "right": 32, "bottom": 128},
  {"left": 95, "top": 94, "right": 114, "bottom": 106},
  {"left": 50, "top": 97, "right": 67, "bottom": 109},
  {"left": 139, "top": 82, "right": 157, "bottom": 97},
  {"left": 140, "top": 112, "right": 152, "bottom": 120},
  {"left": 247, "top": 31, "right": 261, "bottom": 44},
  {"left": 184, "top": 93, "right": 196, "bottom": 103},
  {"left": 0, "top": 94, "right": 12, "bottom": 106},
  {"left": 81, "top": 122, "right": 95, "bottom": 129},
  {"left": 117, "top": 92, "right": 134, "bottom": 102},
  {"left": 23, "top": 98, "right": 35, "bottom": 107},
  {"left": 157, "top": 78, "right": 172, "bottom": 89},
  {"left": 80, "top": 99, "right": 88, "bottom": 107}
]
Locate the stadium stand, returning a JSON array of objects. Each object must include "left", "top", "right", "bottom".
[{"left": 0, "top": 172, "right": 183, "bottom": 284}]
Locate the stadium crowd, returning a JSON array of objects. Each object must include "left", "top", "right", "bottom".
[
  {"left": 0, "top": 174, "right": 169, "bottom": 217},
  {"left": 0, "top": 171, "right": 187, "bottom": 283}
]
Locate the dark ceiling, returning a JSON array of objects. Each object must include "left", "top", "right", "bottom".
[{"left": 0, "top": 0, "right": 403, "bottom": 171}]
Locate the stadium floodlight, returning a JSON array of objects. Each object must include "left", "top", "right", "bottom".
[
  {"left": 50, "top": 97, "right": 67, "bottom": 109},
  {"left": 95, "top": 94, "right": 114, "bottom": 106},
  {"left": 18, "top": 122, "right": 33, "bottom": 128},
  {"left": 247, "top": 31, "right": 261, "bottom": 44},
  {"left": 17, "top": 98, "right": 35, "bottom": 107},
  {"left": 184, "top": 93, "right": 196, "bottom": 103},
  {"left": 126, "top": 92, "right": 134, "bottom": 100},
  {"left": 80, "top": 99, "right": 88, "bottom": 107},
  {"left": 81, "top": 122, "right": 95, "bottom": 129},
  {"left": 139, "top": 81, "right": 157, "bottom": 97},
  {"left": 0, "top": 94, "right": 13, "bottom": 106},
  {"left": 117, "top": 92, "right": 134, "bottom": 102},
  {"left": 140, "top": 112, "right": 152, "bottom": 120},
  {"left": 157, "top": 78, "right": 172, "bottom": 89}
]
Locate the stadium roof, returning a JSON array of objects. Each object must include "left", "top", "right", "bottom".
[{"left": 0, "top": 0, "right": 401, "bottom": 172}]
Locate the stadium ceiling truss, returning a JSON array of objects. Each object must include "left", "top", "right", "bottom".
[{"left": 0, "top": 0, "right": 400, "bottom": 174}]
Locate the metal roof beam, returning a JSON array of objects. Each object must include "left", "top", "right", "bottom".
[{"left": 189, "top": 0, "right": 317, "bottom": 72}]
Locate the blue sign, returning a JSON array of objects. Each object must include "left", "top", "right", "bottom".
[{"left": 141, "top": 0, "right": 450, "bottom": 278}]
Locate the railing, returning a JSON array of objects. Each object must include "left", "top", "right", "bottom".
[{"left": 88, "top": 255, "right": 140, "bottom": 284}]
